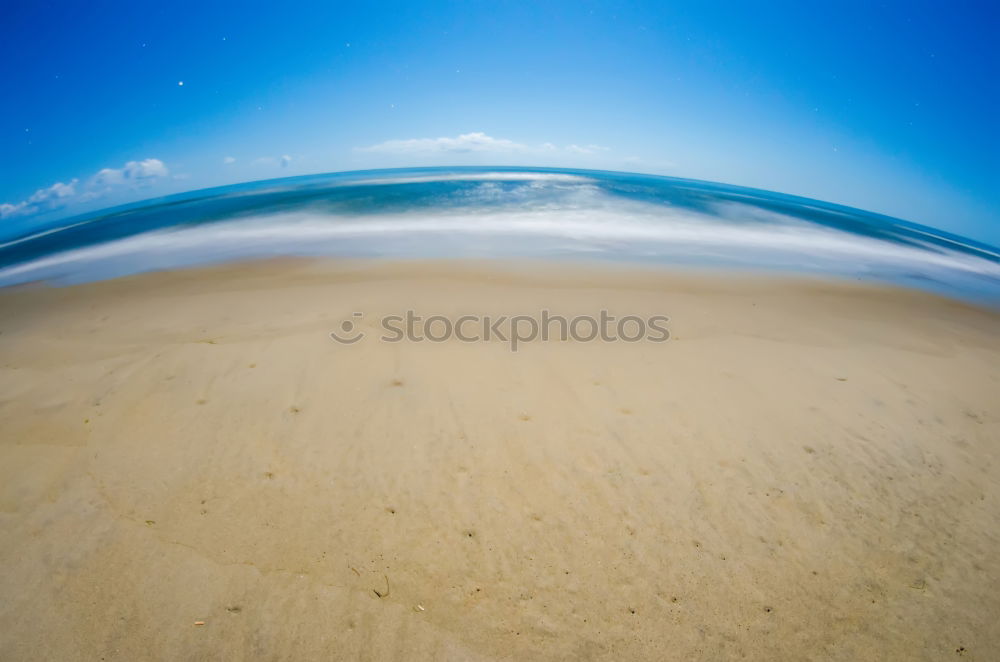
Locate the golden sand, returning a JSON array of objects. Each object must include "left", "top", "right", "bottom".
[{"left": 0, "top": 260, "right": 998, "bottom": 660}]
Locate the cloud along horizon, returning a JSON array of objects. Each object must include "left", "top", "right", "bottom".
[
  {"left": 1, "top": 132, "right": 617, "bottom": 225},
  {"left": 356, "top": 132, "right": 608, "bottom": 157},
  {"left": 0, "top": 158, "right": 170, "bottom": 220}
]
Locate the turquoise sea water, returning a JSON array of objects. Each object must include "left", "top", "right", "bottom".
[{"left": 1, "top": 167, "right": 998, "bottom": 304}]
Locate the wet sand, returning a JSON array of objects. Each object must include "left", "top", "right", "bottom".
[{"left": 0, "top": 259, "right": 998, "bottom": 660}]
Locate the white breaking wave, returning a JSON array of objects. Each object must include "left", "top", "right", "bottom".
[{"left": 1, "top": 200, "right": 998, "bottom": 286}]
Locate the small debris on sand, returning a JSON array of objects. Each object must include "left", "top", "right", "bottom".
[{"left": 373, "top": 574, "right": 390, "bottom": 598}]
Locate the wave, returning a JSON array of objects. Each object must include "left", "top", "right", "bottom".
[{"left": 0, "top": 168, "right": 997, "bottom": 303}]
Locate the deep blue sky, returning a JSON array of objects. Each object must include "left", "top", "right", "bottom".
[{"left": 2, "top": 0, "right": 998, "bottom": 242}]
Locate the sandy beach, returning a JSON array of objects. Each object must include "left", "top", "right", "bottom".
[{"left": 0, "top": 259, "right": 998, "bottom": 660}]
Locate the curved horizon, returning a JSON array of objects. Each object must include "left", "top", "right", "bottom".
[
  {"left": 6, "top": 166, "right": 999, "bottom": 256},
  {"left": 2, "top": 167, "right": 997, "bottom": 307}
]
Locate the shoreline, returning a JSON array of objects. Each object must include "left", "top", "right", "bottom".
[{"left": 3, "top": 254, "right": 998, "bottom": 304}]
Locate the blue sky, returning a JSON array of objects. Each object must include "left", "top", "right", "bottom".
[{"left": 2, "top": 0, "right": 998, "bottom": 242}]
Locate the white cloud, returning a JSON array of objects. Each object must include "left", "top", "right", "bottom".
[
  {"left": 621, "top": 155, "right": 677, "bottom": 170},
  {"left": 358, "top": 132, "right": 531, "bottom": 154},
  {"left": 0, "top": 179, "right": 78, "bottom": 219},
  {"left": 566, "top": 144, "right": 610, "bottom": 155},
  {"left": 91, "top": 158, "right": 169, "bottom": 189},
  {"left": 252, "top": 154, "right": 294, "bottom": 168},
  {"left": 223, "top": 156, "right": 236, "bottom": 164},
  {"left": 357, "top": 132, "right": 610, "bottom": 158},
  {"left": 1, "top": 158, "right": 169, "bottom": 221}
]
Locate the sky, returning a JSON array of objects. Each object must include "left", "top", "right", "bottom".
[{"left": 1, "top": 0, "right": 998, "bottom": 242}]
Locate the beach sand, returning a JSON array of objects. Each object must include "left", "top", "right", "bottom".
[{"left": 0, "top": 259, "right": 998, "bottom": 660}]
